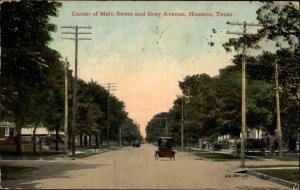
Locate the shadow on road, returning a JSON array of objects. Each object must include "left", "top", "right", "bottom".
[{"left": 1, "top": 161, "right": 110, "bottom": 189}]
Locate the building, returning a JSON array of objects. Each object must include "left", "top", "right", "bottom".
[{"left": 0, "top": 121, "right": 63, "bottom": 142}]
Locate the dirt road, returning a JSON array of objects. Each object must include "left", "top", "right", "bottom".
[{"left": 1, "top": 144, "right": 293, "bottom": 189}]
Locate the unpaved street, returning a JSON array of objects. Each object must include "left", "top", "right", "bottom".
[{"left": 1, "top": 144, "right": 292, "bottom": 189}]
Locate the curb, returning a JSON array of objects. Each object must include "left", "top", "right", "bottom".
[
  {"left": 0, "top": 147, "right": 123, "bottom": 161},
  {"left": 247, "top": 170, "right": 299, "bottom": 188},
  {"left": 66, "top": 148, "right": 122, "bottom": 159},
  {"left": 184, "top": 152, "right": 210, "bottom": 161}
]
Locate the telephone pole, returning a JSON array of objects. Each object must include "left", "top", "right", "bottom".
[
  {"left": 61, "top": 25, "right": 92, "bottom": 156},
  {"left": 226, "top": 21, "right": 261, "bottom": 168},
  {"left": 275, "top": 59, "right": 283, "bottom": 158},
  {"left": 63, "top": 57, "right": 69, "bottom": 157},
  {"left": 102, "top": 83, "right": 117, "bottom": 148},
  {"left": 177, "top": 95, "right": 185, "bottom": 151}
]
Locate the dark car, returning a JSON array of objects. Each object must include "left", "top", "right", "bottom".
[
  {"left": 133, "top": 141, "right": 140, "bottom": 148},
  {"left": 154, "top": 137, "right": 176, "bottom": 160}
]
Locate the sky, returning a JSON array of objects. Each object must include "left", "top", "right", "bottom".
[{"left": 49, "top": 1, "right": 261, "bottom": 137}]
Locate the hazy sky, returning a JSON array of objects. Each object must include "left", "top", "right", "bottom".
[{"left": 49, "top": 1, "right": 260, "bottom": 137}]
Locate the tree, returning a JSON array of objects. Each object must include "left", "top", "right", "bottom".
[
  {"left": 1, "top": 1, "right": 62, "bottom": 155},
  {"left": 146, "top": 112, "right": 168, "bottom": 143},
  {"left": 122, "top": 118, "right": 142, "bottom": 144},
  {"left": 222, "top": 1, "right": 299, "bottom": 157},
  {"left": 29, "top": 48, "right": 65, "bottom": 153},
  {"left": 179, "top": 74, "right": 211, "bottom": 97},
  {"left": 76, "top": 80, "right": 103, "bottom": 147},
  {"left": 223, "top": 2, "right": 299, "bottom": 53}
]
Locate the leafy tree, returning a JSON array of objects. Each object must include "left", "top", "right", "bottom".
[
  {"left": 122, "top": 118, "right": 142, "bottom": 144},
  {"left": 255, "top": 2, "right": 299, "bottom": 49},
  {"left": 1, "top": 1, "right": 62, "bottom": 155},
  {"left": 84, "top": 80, "right": 107, "bottom": 148},
  {"left": 223, "top": 2, "right": 299, "bottom": 53},
  {"left": 179, "top": 74, "right": 211, "bottom": 97},
  {"left": 145, "top": 112, "right": 168, "bottom": 143},
  {"left": 30, "top": 48, "right": 64, "bottom": 152},
  {"left": 108, "top": 96, "right": 127, "bottom": 142},
  {"left": 222, "top": 1, "right": 299, "bottom": 156}
]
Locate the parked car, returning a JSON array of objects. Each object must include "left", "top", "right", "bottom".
[{"left": 133, "top": 141, "right": 140, "bottom": 148}]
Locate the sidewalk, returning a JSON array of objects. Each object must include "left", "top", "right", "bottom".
[
  {"left": 0, "top": 146, "right": 125, "bottom": 160},
  {"left": 181, "top": 147, "right": 299, "bottom": 189}
]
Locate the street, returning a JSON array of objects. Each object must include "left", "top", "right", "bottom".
[{"left": 1, "top": 144, "right": 292, "bottom": 189}]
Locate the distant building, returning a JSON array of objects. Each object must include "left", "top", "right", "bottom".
[
  {"left": 0, "top": 121, "right": 62, "bottom": 141},
  {"left": 0, "top": 122, "right": 15, "bottom": 141},
  {"left": 217, "top": 129, "right": 264, "bottom": 142}
]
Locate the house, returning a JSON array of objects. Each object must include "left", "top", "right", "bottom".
[{"left": 0, "top": 121, "right": 63, "bottom": 143}]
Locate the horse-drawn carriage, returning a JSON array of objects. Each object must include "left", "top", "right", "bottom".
[{"left": 154, "top": 137, "right": 176, "bottom": 160}]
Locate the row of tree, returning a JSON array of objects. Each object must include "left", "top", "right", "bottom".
[
  {"left": 145, "top": 2, "right": 299, "bottom": 153},
  {"left": 1, "top": 1, "right": 142, "bottom": 155},
  {"left": 74, "top": 78, "right": 142, "bottom": 149}
]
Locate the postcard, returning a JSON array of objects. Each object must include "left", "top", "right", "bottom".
[{"left": 1, "top": 1, "right": 299, "bottom": 189}]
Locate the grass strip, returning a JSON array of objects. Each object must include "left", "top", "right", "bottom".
[
  {"left": 1, "top": 165, "right": 37, "bottom": 179},
  {"left": 248, "top": 164, "right": 298, "bottom": 168},
  {"left": 273, "top": 157, "right": 299, "bottom": 161},
  {"left": 68, "top": 151, "right": 97, "bottom": 159},
  {"left": 194, "top": 152, "right": 241, "bottom": 161},
  {"left": 1, "top": 150, "right": 66, "bottom": 158},
  {"left": 253, "top": 169, "right": 299, "bottom": 183}
]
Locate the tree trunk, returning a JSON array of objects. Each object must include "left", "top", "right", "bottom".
[
  {"left": 95, "top": 134, "right": 99, "bottom": 149},
  {"left": 234, "top": 136, "right": 237, "bottom": 157},
  {"left": 99, "top": 133, "right": 102, "bottom": 149},
  {"left": 80, "top": 133, "right": 83, "bottom": 148},
  {"left": 15, "top": 117, "right": 23, "bottom": 156},
  {"left": 199, "top": 138, "right": 203, "bottom": 151},
  {"left": 269, "top": 134, "right": 275, "bottom": 156},
  {"left": 55, "top": 124, "right": 59, "bottom": 151},
  {"left": 33, "top": 125, "right": 37, "bottom": 154},
  {"left": 88, "top": 134, "right": 92, "bottom": 147},
  {"left": 84, "top": 135, "right": 87, "bottom": 147},
  {"left": 68, "top": 130, "right": 71, "bottom": 149}
]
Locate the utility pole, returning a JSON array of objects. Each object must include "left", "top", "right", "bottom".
[
  {"left": 226, "top": 21, "right": 260, "bottom": 168},
  {"left": 61, "top": 25, "right": 92, "bottom": 156},
  {"left": 102, "top": 83, "right": 117, "bottom": 148},
  {"left": 119, "top": 127, "right": 122, "bottom": 147},
  {"left": 181, "top": 96, "right": 184, "bottom": 151},
  {"left": 64, "top": 57, "right": 69, "bottom": 157},
  {"left": 275, "top": 59, "right": 283, "bottom": 158}
]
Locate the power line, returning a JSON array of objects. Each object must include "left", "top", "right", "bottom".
[
  {"left": 226, "top": 21, "right": 260, "bottom": 168},
  {"left": 61, "top": 25, "right": 92, "bottom": 156}
]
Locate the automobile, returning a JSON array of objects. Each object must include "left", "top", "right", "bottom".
[
  {"left": 132, "top": 141, "right": 140, "bottom": 148},
  {"left": 154, "top": 137, "right": 176, "bottom": 160}
]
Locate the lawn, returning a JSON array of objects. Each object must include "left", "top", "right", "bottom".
[
  {"left": 274, "top": 157, "right": 299, "bottom": 161},
  {"left": 68, "top": 151, "right": 98, "bottom": 159},
  {"left": 248, "top": 164, "right": 299, "bottom": 168},
  {"left": 1, "top": 144, "right": 71, "bottom": 158},
  {"left": 1, "top": 144, "right": 100, "bottom": 159},
  {"left": 194, "top": 152, "right": 241, "bottom": 161},
  {"left": 1, "top": 149, "right": 66, "bottom": 157},
  {"left": 1, "top": 144, "right": 33, "bottom": 153},
  {"left": 1, "top": 165, "right": 37, "bottom": 179},
  {"left": 253, "top": 169, "right": 299, "bottom": 183}
]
